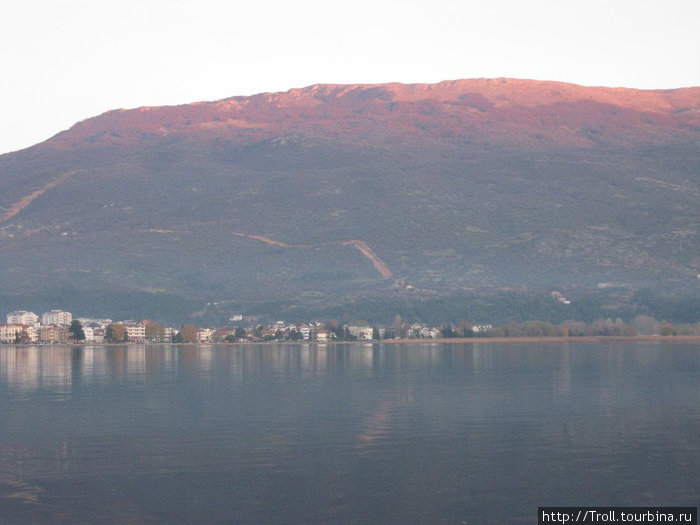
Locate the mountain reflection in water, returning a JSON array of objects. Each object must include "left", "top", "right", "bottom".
[{"left": 0, "top": 343, "right": 698, "bottom": 525}]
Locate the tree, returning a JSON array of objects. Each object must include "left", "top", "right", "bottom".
[
  {"left": 660, "top": 321, "right": 676, "bottom": 336},
  {"left": 329, "top": 322, "right": 344, "bottom": 340},
  {"left": 69, "top": 320, "right": 86, "bottom": 341},
  {"left": 144, "top": 320, "right": 165, "bottom": 341},
  {"left": 440, "top": 325, "right": 456, "bottom": 338},
  {"left": 632, "top": 315, "right": 659, "bottom": 336},
  {"left": 225, "top": 327, "right": 248, "bottom": 342},
  {"left": 105, "top": 323, "right": 127, "bottom": 343},
  {"left": 457, "top": 321, "right": 474, "bottom": 337},
  {"left": 394, "top": 315, "right": 403, "bottom": 338},
  {"left": 179, "top": 324, "right": 198, "bottom": 343},
  {"left": 15, "top": 329, "right": 30, "bottom": 344}
]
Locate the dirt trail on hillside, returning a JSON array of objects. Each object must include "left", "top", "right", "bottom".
[
  {"left": 0, "top": 170, "right": 78, "bottom": 222},
  {"left": 337, "top": 240, "right": 393, "bottom": 279},
  {"left": 232, "top": 231, "right": 393, "bottom": 279}
]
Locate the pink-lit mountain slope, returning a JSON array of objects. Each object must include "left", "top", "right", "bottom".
[
  {"left": 0, "top": 79, "right": 698, "bottom": 321},
  {"left": 44, "top": 78, "right": 699, "bottom": 150}
]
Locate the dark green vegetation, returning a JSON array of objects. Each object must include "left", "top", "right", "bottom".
[
  {"left": 192, "top": 288, "right": 700, "bottom": 327},
  {"left": 68, "top": 319, "right": 85, "bottom": 341},
  {"left": 0, "top": 81, "right": 698, "bottom": 324}
]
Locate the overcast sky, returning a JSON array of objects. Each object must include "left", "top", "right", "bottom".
[{"left": 1, "top": 0, "right": 698, "bottom": 154}]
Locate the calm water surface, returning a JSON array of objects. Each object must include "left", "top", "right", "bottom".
[{"left": 0, "top": 342, "right": 698, "bottom": 524}]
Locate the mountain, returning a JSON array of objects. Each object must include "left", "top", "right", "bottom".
[{"left": 1, "top": 78, "right": 698, "bottom": 323}]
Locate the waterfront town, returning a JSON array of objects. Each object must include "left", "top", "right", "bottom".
[
  {"left": 2, "top": 305, "right": 699, "bottom": 345},
  {"left": 1, "top": 308, "right": 498, "bottom": 344}
]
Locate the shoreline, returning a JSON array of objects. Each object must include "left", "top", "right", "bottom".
[
  {"left": 3, "top": 335, "right": 700, "bottom": 347},
  {"left": 381, "top": 335, "right": 700, "bottom": 344}
]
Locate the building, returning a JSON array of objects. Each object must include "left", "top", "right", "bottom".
[
  {"left": 92, "top": 328, "right": 105, "bottom": 343},
  {"left": 41, "top": 310, "right": 73, "bottom": 326},
  {"left": 162, "top": 327, "right": 176, "bottom": 342},
  {"left": 0, "top": 324, "right": 36, "bottom": 343},
  {"left": 82, "top": 326, "right": 94, "bottom": 342},
  {"left": 551, "top": 291, "right": 571, "bottom": 305},
  {"left": 347, "top": 324, "right": 374, "bottom": 341},
  {"left": 298, "top": 324, "right": 311, "bottom": 341},
  {"left": 6, "top": 310, "right": 39, "bottom": 326},
  {"left": 197, "top": 328, "right": 214, "bottom": 343},
  {"left": 420, "top": 327, "right": 441, "bottom": 339},
  {"left": 122, "top": 322, "right": 146, "bottom": 342},
  {"left": 38, "top": 325, "right": 69, "bottom": 344},
  {"left": 24, "top": 325, "right": 38, "bottom": 342}
]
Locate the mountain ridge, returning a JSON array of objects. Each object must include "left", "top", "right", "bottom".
[{"left": 40, "top": 78, "right": 699, "bottom": 151}]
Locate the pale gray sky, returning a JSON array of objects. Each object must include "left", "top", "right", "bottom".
[{"left": 1, "top": 0, "right": 698, "bottom": 154}]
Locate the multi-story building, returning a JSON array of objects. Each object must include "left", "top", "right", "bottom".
[
  {"left": 197, "top": 328, "right": 214, "bottom": 343},
  {"left": 24, "top": 325, "right": 38, "bottom": 342},
  {"left": 41, "top": 310, "right": 73, "bottom": 327},
  {"left": 347, "top": 324, "right": 374, "bottom": 341},
  {"left": 38, "top": 325, "right": 69, "bottom": 344},
  {"left": 162, "top": 327, "right": 176, "bottom": 342},
  {"left": 122, "top": 322, "right": 146, "bottom": 342},
  {"left": 92, "top": 328, "right": 106, "bottom": 343},
  {"left": 6, "top": 310, "right": 39, "bottom": 326},
  {"left": 0, "top": 324, "right": 35, "bottom": 343},
  {"left": 82, "top": 326, "right": 94, "bottom": 342},
  {"left": 298, "top": 324, "right": 311, "bottom": 341}
]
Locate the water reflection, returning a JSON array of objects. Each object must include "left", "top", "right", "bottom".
[
  {"left": 0, "top": 342, "right": 698, "bottom": 524},
  {"left": 1, "top": 342, "right": 697, "bottom": 396}
]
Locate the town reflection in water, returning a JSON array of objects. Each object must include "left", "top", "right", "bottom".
[
  {"left": 2, "top": 343, "right": 489, "bottom": 392},
  {"left": 0, "top": 344, "right": 500, "bottom": 388},
  {"left": 0, "top": 341, "right": 680, "bottom": 397}
]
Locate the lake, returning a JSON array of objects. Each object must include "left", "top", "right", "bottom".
[{"left": 0, "top": 342, "right": 698, "bottom": 524}]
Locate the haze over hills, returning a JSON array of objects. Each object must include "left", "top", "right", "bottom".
[{"left": 1, "top": 78, "right": 698, "bottom": 323}]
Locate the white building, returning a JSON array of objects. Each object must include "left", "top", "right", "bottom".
[
  {"left": 7, "top": 310, "right": 39, "bottom": 326},
  {"left": 347, "top": 325, "right": 374, "bottom": 341},
  {"left": 82, "top": 326, "right": 95, "bottom": 342},
  {"left": 122, "top": 322, "right": 146, "bottom": 342},
  {"left": 0, "top": 324, "right": 37, "bottom": 343},
  {"left": 299, "top": 324, "right": 311, "bottom": 341},
  {"left": 92, "top": 328, "right": 105, "bottom": 343},
  {"left": 197, "top": 328, "right": 214, "bottom": 343},
  {"left": 41, "top": 310, "right": 73, "bottom": 326},
  {"left": 162, "top": 327, "right": 176, "bottom": 342},
  {"left": 551, "top": 291, "right": 571, "bottom": 305},
  {"left": 420, "top": 327, "right": 441, "bottom": 339}
]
